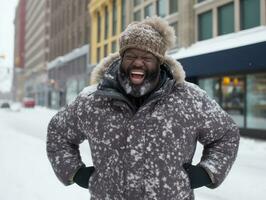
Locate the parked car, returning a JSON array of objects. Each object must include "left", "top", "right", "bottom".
[
  {"left": 0, "top": 101, "right": 10, "bottom": 109},
  {"left": 23, "top": 98, "right": 35, "bottom": 108}
]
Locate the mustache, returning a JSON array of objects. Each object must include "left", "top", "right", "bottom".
[
  {"left": 119, "top": 63, "right": 160, "bottom": 81},
  {"left": 124, "top": 65, "right": 147, "bottom": 75}
]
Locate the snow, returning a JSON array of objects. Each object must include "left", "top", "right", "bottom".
[
  {"left": 1, "top": 106, "right": 266, "bottom": 199},
  {"left": 47, "top": 45, "right": 88, "bottom": 70},
  {"left": 171, "top": 26, "right": 266, "bottom": 59}
]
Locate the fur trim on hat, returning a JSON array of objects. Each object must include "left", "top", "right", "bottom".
[
  {"left": 119, "top": 16, "right": 176, "bottom": 62},
  {"left": 89, "top": 53, "right": 185, "bottom": 85},
  {"left": 143, "top": 16, "right": 176, "bottom": 49}
]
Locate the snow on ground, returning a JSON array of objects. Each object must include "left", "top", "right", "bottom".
[{"left": 0, "top": 106, "right": 266, "bottom": 200}]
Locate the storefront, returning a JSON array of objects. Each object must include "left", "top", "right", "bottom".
[
  {"left": 47, "top": 45, "right": 89, "bottom": 109},
  {"left": 177, "top": 41, "right": 266, "bottom": 139}
]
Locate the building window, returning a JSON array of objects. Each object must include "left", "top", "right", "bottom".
[
  {"left": 104, "top": 6, "right": 109, "bottom": 40},
  {"left": 121, "top": 0, "right": 127, "bottom": 31},
  {"left": 144, "top": 3, "right": 153, "bottom": 18},
  {"left": 104, "top": 44, "right": 108, "bottom": 57},
  {"left": 97, "top": 12, "right": 101, "bottom": 43},
  {"left": 157, "top": 0, "right": 166, "bottom": 17},
  {"left": 197, "top": 0, "right": 206, "bottom": 3},
  {"left": 134, "top": 0, "right": 141, "bottom": 7},
  {"left": 198, "top": 10, "right": 212, "bottom": 41},
  {"left": 169, "top": 0, "right": 178, "bottom": 14},
  {"left": 221, "top": 76, "right": 245, "bottom": 127},
  {"left": 97, "top": 47, "right": 101, "bottom": 62},
  {"left": 199, "top": 76, "right": 245, "bottom": 128},
  {"left": 170, "top": 21, "right": 178, "bottom": 47},
  {"left": 72, "top": 2, "right": 76, "bottom": 22},
  {"left": 199, "top": 78, "right": 220, "bottom": 103},
  {"left": 240, "top": 0, "right": 260, "bottom": 30},
  {"left": 247, "top": 73, "right": 266, "bottom": 130},
  {"left": 218, "top": 2, "right": 234, "bottom": 35},
  {"left": 112, "top": 40, "right": 117, "bottom": 53},
  {"left": 134, "top": 10, "right": 141, "bottom": 21},
  {"left": 112, "top": 0, "right": 117, "bottom": 36}
]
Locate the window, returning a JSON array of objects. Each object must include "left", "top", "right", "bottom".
[
  {"left": 221, "top": 76, "right": 245, "bottom": 127},
  {"left": 97, "top": 12, "right": 101, "bottom": 43},
  {"left": 134, "top": 0, "right": 141, "bottom": 7},
  {"left": 121, "top": 0, "right": 127, "bottom": 31},
  {"left": 199, "top": 76, "right": 245, "bottom": 128},
  {"left": 240, "top": 0, "right": 260, "bottom": 30},
  {"left": 112, "top": 0, "right": 117, "bottom": 35},
  {"left": 72, "top": 2, "right": 76, "bottom": 22},
  {"left": 104, "top": 44, "right": 108, "bottom": 57},
  {"left": 134, "top": 10, "right": 141, "bottom": 21},
  {"left": 97, "top": 47, "right": 101, "bottom": 62},
  {"left": 112, "top": 41, "right": 117, "bottom": 53},
  {"left": 170, "top": 22, "right": 178, "bottom": 47},
  {"left": 247, "top": 73, "right": 266, "bottom": 130},
  {"left": 144, "top": 3, "right": 153, "bottom": 18},
  {"left": 197, "top": 0, "right": 206, "bottom": 3},
  {"left": 199, "top": 78, "right": 220, "bottom": 103},
  {"left": 104, "top": 6, "right": 109, "bottom": 39},
  {"left": 169, "top": 0, "right": 178, "bottom": 14},
  {"left": 198, "top": 10, "right": 212, "bottom": 41},
  {"left": 157, "top": 0, "right": 166, "bottom": 17},
  {"left": 218, "top": 2, "right": 234, "bottom": 35}
]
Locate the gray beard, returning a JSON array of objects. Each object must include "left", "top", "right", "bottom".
[{"left": 117, "top": 69, "right": 159, "bottom": 98}]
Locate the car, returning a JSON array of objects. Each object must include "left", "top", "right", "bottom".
[
  {"left": 0, "top": 102, "right": 10, "bottom": 109},
  {"left": 23, "top": 98, "right": 35, "bottom": 108}
]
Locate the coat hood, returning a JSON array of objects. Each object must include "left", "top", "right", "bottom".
[{"left": 90, "top": 52, "right": 186, "bottom": 85}]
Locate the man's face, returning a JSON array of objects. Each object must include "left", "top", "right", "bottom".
[
  {"left": 121, "top": 48, "right": 160, "bottom": 85},
  {"left": 119, "top": 48, "right": 160, "bottom": 97}
]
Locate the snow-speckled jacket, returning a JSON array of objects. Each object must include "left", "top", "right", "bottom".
[{"left": 46, "top": 53, "right": 240, "bottom": 200}]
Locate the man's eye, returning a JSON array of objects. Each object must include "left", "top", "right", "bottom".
[
  {"left": 143, "top": 57, "right": 152, "bottom": 62},
  {"left": 125, "top": 55, "right": 136, "bottom": 60}
]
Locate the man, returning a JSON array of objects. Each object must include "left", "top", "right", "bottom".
[{"left": 47, "top": 17, "right": 240, "bottom": 200}]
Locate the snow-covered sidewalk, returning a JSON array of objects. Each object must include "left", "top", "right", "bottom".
[{"left": 0, "top": 107, "right": 265, "bottom": 199}]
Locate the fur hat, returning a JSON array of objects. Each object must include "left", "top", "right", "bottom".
[{"left": 119, "top": 16, "right": 176, "bottom": 62}]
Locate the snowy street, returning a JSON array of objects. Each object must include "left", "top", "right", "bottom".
[{"left": 0, "top": 107, "right": 266, "bottom": 200}]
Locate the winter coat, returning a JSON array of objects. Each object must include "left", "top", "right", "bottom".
[{"left": 46, "top": 53, "right": 240, "bottom": 200}]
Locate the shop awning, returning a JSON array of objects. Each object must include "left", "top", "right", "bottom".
[
  {"left": 178, "top": 41, "right": 266, "bottom": 77},
  {"left": 171, "top": 26, "right": 266, "bottom": 77}
]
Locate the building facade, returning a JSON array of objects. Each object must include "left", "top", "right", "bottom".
[
  {"left": 88, "top": 0, "right": 266, "bottom": 138},
  {"left": 12, "top": 0, "right": 26, "bottom": 102},
  {"left": 24, "top": 0, "right": 50, "bottom": 106},
  {"left": 172, "top": 0, "right": 266, "bottom": 138},
  {"left": 47, "top": 0, "right": 90, "bottom": 109},
  {"left": 89, "top": 0, "right": 130, "bottom": 64}
]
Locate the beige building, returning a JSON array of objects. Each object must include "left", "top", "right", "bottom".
[
  {"left": 47, "top": 0, "right": 91, "bottom": 109},
  {"left": 129, "top": 0, "right": 266, "bottom": 49},
  {"left": 105, "top": 0, "right": 266, "bottom": 138},
  {"left": 24, "top": 0, "right": 50, "bottom": 106},
  {"left": 49, "top": 0, "right": 90, "bottom": 61},
  {"left": 12, "top": 0, "right": 26, "bottom": 102}
]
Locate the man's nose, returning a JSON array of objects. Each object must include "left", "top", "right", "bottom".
[{"left": 132, "top": 57, "right": 144, "bottom": 67}]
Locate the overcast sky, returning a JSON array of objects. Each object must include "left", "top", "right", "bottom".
[{"left": 0, "top": 0, "right": 18, "bottom": 92}]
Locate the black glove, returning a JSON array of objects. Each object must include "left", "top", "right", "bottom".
[
  {"left": 73, "top": 166, "right": 95, "bottom": 189},
  {"left": 183, "top": 163, "right": 212, "bottom": 189}
]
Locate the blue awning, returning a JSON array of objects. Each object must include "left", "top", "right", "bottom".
[{"left": 178, "top": 41, "right": 266, "bottom": 78}]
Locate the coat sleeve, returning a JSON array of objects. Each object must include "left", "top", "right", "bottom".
[
  {"left": 46, "top": 96, "right": 86, "bottom": 186},
  {"left": 197, "top": 93, "right": 240, "bottom": 188}
]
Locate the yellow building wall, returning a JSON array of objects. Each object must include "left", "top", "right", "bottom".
[{"left": 89, "top": 0, "right": 124, "bottom": 64}]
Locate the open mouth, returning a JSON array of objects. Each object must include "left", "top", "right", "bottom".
[{"left": 130, "top": 70, "right": 145, "bottom": 85}]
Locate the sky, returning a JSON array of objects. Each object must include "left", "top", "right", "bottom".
[{"left": 0, "top": 0, "right": 19, "bottom": 92}]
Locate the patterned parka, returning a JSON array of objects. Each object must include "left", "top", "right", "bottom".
[{"left": 46, "top": 53, "right": 240, "bottom": 200}]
